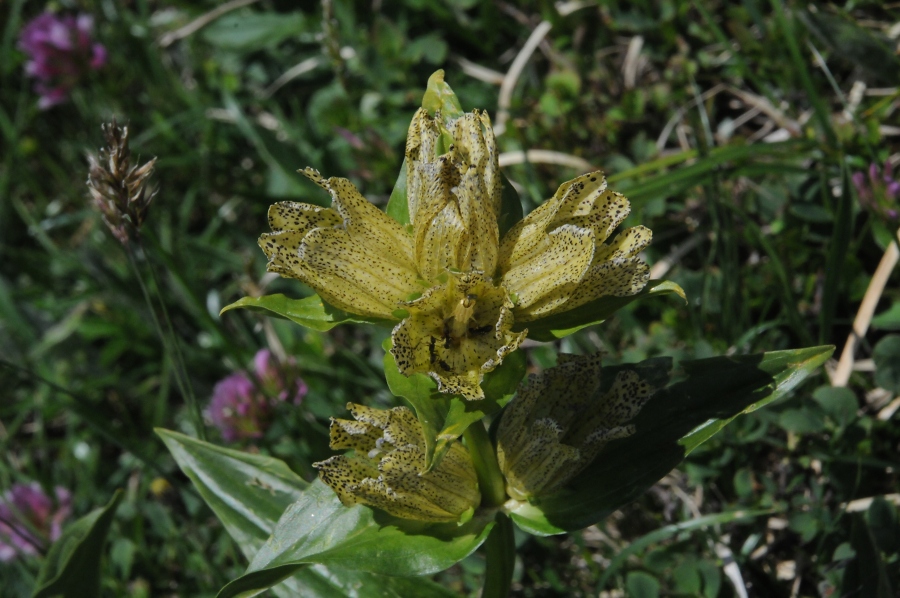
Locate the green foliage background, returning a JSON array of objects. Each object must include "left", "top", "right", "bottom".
[{"left": 1, "top": 0, "right": 899, "bottom": 596}]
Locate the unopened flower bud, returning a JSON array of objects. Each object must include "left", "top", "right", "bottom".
[
  {"left": 497, "top": 354, "right": 657, "bottom": 500},
  {"left": 314, "top": 403, "right": 481, "bottom": 522}
]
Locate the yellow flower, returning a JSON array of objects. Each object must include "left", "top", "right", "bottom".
[
  {"left": 391, "top": 270, "right": 526, "bottom": 398},
  {"left": 259, "top": 79, "right": 651, "bottom": 400},
  {"left": 498, "top": 174, "right": 651, "bottom": 321},
  {"left": 313, "top": 403, "right": 481, "bottom": 522},
  {"left": 496, "top": 354, "right": 656, "bottom": 500}
]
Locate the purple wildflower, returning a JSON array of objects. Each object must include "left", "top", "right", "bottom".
[
  {"left": 0, "top": 483, "right": 72, "bottom": 561},
  {"left": 253, "top": 349, "right": 308, "bottom": 405},
  {"left": 853, "top": 161, "right": 899, "bottom": 222},
  {"left": 207, "top": 350, "right": 308, "bottom": 442},
  {"left": 17, "top": 12, "right": 107, "bottom": 109}
]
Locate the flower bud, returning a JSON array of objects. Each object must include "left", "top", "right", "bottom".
[
  {"left": 314, "top": 403, "right": 481, "bottom": 522},
  {"left": 405, "top": 107, "right": 501, "bottom": 281},
  {"left": 497, "top": 354, "right": 656, "bottom": 500}
]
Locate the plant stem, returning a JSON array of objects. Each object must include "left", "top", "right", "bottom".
[
  {"left": 126, "top": 242, "right": 206, "bottom": 440},
  {"left": 832, "top": 228, "right": 900, "bottom": 387},
  {"left": 463, "top": 421, "right": 506, "bottom": 508},
  {"left": 482, "top": 512, "right": 515, "bottom": 598}
]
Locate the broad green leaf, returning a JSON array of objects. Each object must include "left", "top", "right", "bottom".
[
  {"left": 220, "top": 294, "right": 391, "bottom": 331},
  {"left": 217, "top": 479, "right": 494, "bottom": 598},
  {"left": 202, "top": 12, "right": 308, "bottom": 52},
  {"left": 873, "top": 335, "right": 900, "bottom": 393},
  {"left": 383, "top": 338, "right": 526, "bottom": 470},
  {"left": 524, "top": 280, "right": 687, "bottom": 341},
  {"left": 508, "top": 346, "right": 833, "bottom": 535},
  {"left": 32, "top": 490, "right": 122, "bottom": 598},
  {"left": 157, "top": 430, "right": 455, "bottom": 598}
]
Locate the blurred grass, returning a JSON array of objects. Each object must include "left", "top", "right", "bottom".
[{"left": 1, "top": 0, "right": 899, "bottom": 596}]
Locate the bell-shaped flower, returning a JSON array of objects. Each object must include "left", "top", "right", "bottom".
[
  {"left": 258, "top": 74, "right": 654, "bottom": 401},
  {"left": 496, "top": 354, "right": 656, "bottom": 500},
  {"left": 498, "top": 174, "right": 651, "bottom": 321},
  {"left": 314, "top": 403, "right": 481, "bottom": 522},
  {"left": 391, "top": 271, "right": 526, "bottom": 399},
  {"left": 405, "top": 108, "right": 502, "bottom": 281},
  {"left": 259, "top": 168, "right": 419, "bottom": 320}
]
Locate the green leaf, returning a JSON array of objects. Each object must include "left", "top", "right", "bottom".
[
  {"left": 843, "top": 514, "right": 894, "bottom": 598},
  {"left": 157, "top": 430, "right": 455, "bottom": 598},
  {"left": 873, "top": 335, "right": 900, "bottom": 393},
  {"left": 385, "top": 158, "right": 410, "bottom": 225},
  {"left": 220, "top": 294, "right": 391, "bottom": 331},
  {"left": 625, "top": 571, "right": 661, "bottom": 598},
  {"left": 813, "top": 386, "right": 858, "bottom": 429},
  {"left": 871, "top": 301, "right": 900, "bottom": 331},
  {"left": 32, "top": 490, "right": 123, "bottom": 598},
  {"left": 523, "top": 280, "right": 687, "bottom": 341},
  {"left": 156, "top": 429, "right": 307, "bottom": 555},
  {"left": 202, "top": 12, "right": 308, "bottom": 52},
  {"left": 778, "top": 407, "right": 826, "bottom": 434},
  {"left": 497, "top": 171, "right": 523, "bottom": 240},
  {"left": 599, "top": 509, "right": 771, "bottom": 590},
  {"left": 383, "top": 338, "right": 526, "bottom": 470},
  {"left": 508, "top": 346, "right": 833, "bottom": 535},
  {"left": 421, "top": 70, "right": 464, "bottom": 118},
  {"left": 216, "top": 479, "right": 494, "bottom": 598}
]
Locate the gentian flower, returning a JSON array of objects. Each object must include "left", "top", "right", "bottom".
[
  {"left": 260, "top": 81, "right": 650, "bottom": 401},
  {"left": 207, "top": 349, "right": 308, "bottom": 442},
  {"left": 0, "top": 483, "right": 71, "bottom": 561},
  {"left": 853, "top": 161, "right": 899, "bottom": 222},
  {"left": 496, "top": 354, "right": 656, "bottom": 500},
  {"left": 314, "top": 403, "right": 481, "bottom": 522},
  {"left": 17, "top": 12, "right": 107, "bottom": 109}
]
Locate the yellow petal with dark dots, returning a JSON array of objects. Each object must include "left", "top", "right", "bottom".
[
  {"left": 314, "top": 455, "right": 380, "bottom": 506},
  {"left": 266, "top": 201, "right": 342, "bottom": 234},
  {"left": 498, "top": 224, "right": 595, "bottom": 318},
  {"left": 297, "top": 227, "right": 420, "bottom": 318},
  {"left": 299, "top": 169, "right": 417, "bottom": 270},
  {"left": 498, "top": 171, "right": 651, "bottom": 321},
  {"left": 328, "top": 418, "right": 383, "bottom": 453},
  {"left": 313, "top": 404, "right": 481, "bottom": 522},
  {"left": 406, "top": 109, "right": 501, "bottom": 281},
  {"left": 258, "top": 168, "right": 418, "bottom": 321},
  {"left": 497, "top": 354, "right": 659, "bottom": 500}
]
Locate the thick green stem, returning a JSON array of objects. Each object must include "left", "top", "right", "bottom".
[
  {"left": 483, "top": 512, "right": 515, "bottom": 598},
  {"left": 463, "top": 421, "right": 506, "bottom": 508}
]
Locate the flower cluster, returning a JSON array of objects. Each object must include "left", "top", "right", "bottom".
[
  {"left": 0, "top": 483, "right": 71, "bottom": 561},
  {"left": 17, "top": 12, "right": 106, "bottom": 109},
  {"left": 853, "top": 161, "right": 899, "bottom": 222},
  {"left": 87, "top": 121, "right": 158, "bottom": 245},
  {"left": 208, "top": 349, "right": 308, "bottom": 442},
  {"left": 496, "top": 354, "right": 657, "bottom": 500},
  {"left": 314, "top": 403, "right": 481, "bottom": 522},
  {"left": 260, "top": 92, "right": 650, "bottom": 400}
]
